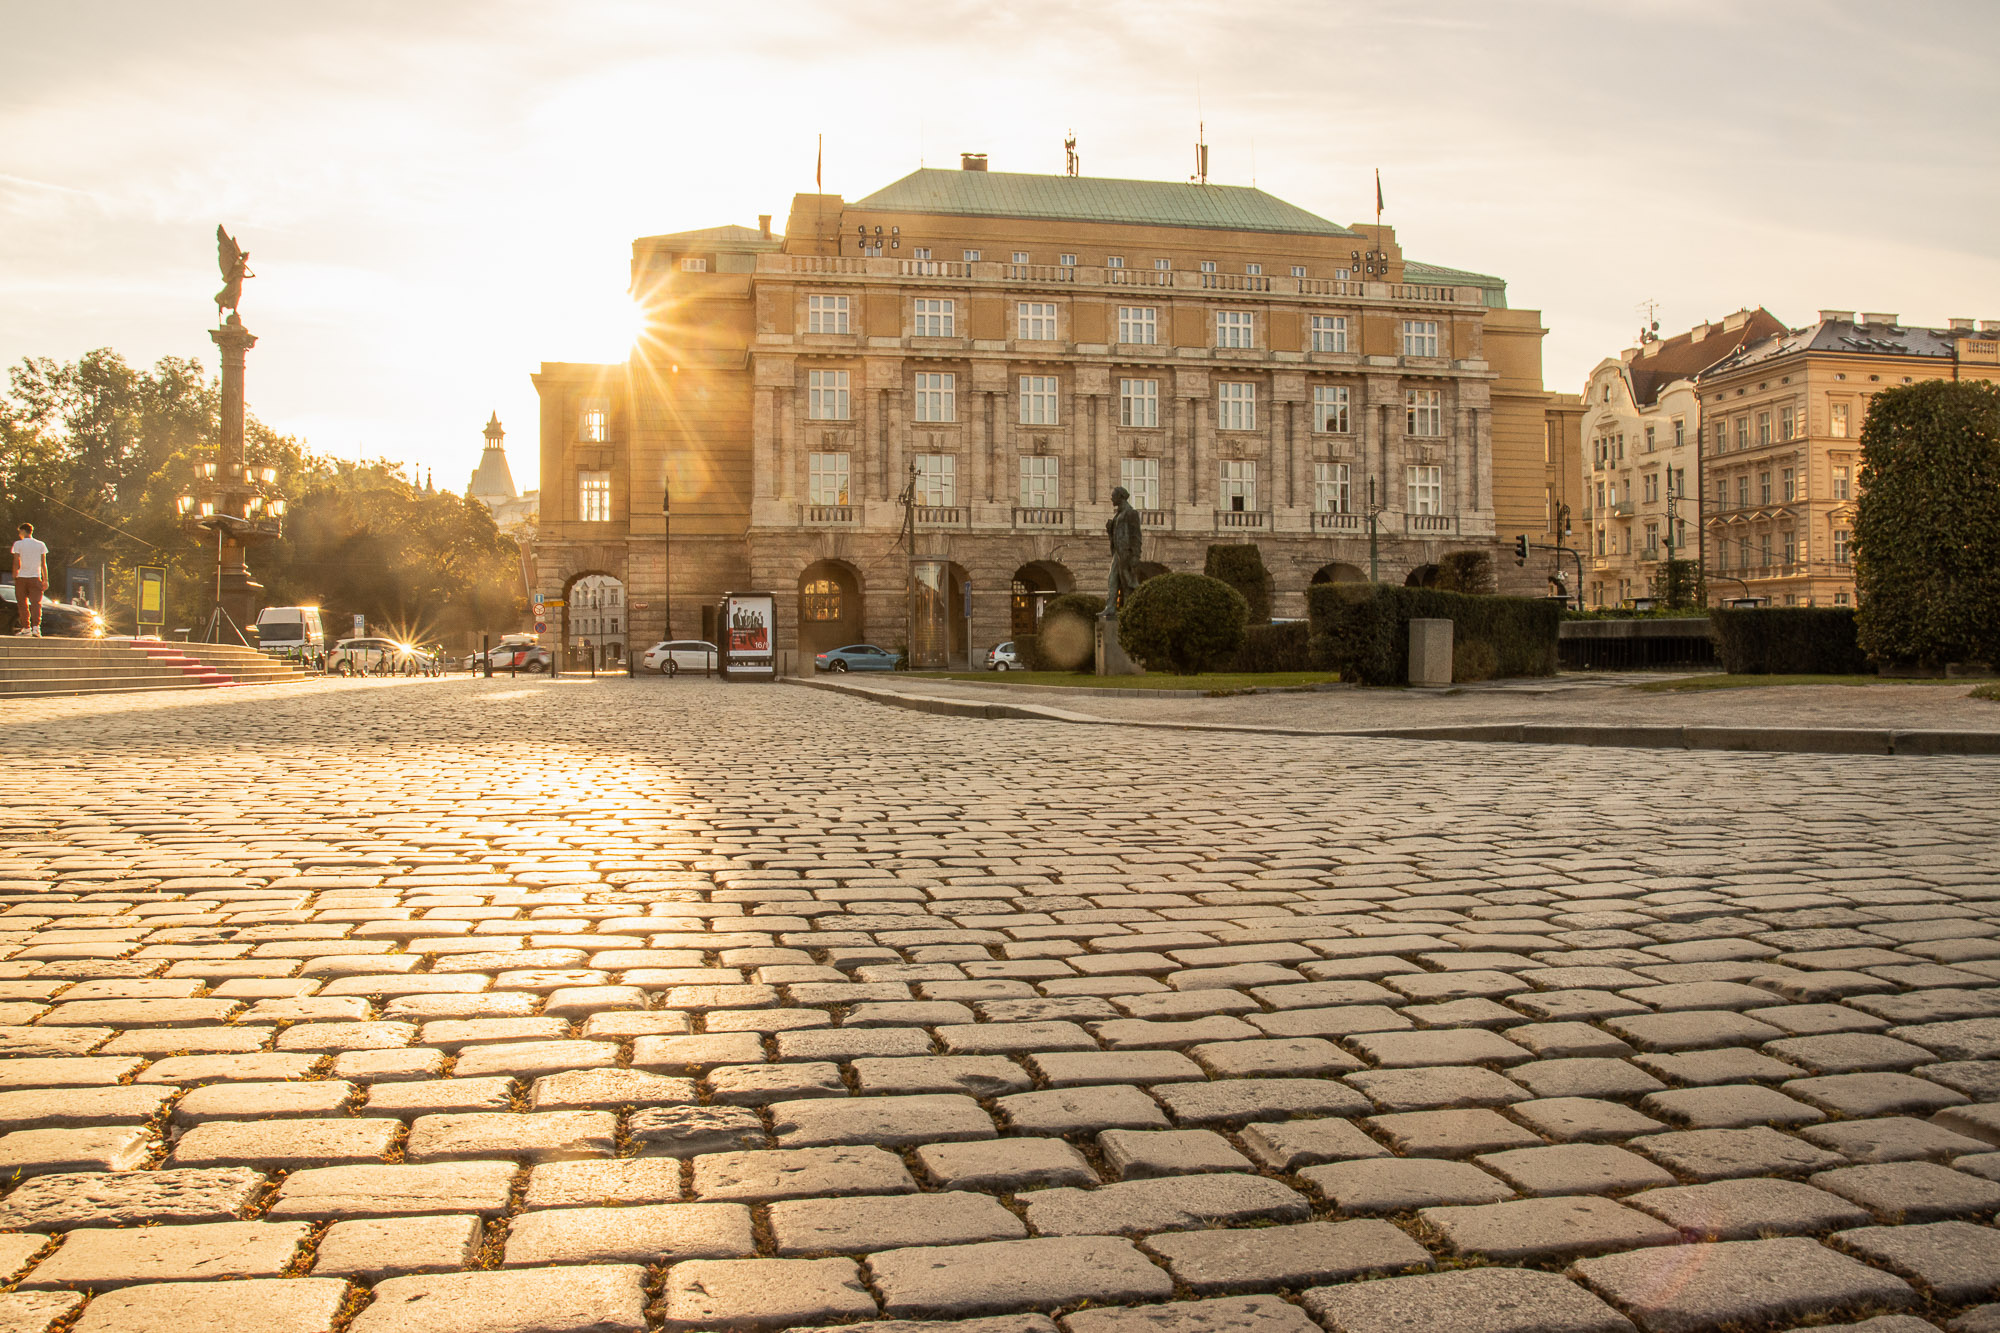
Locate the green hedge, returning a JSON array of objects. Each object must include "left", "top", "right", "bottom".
[
  {"left": 1204, "top": 544, "right": 1274, "bottom": 623},
  {"left": 1230, "top": 621, "right": 1312, "bottom": 673},
  {"left": 1306, "top": 584, "right": 1559, "bottom": 685},
  {"left": 1118, "top": 572, "right": 1248, "bottom": 674},
  {"left": 1709, "top": 607, "right": 1871, "bottom": 675}
]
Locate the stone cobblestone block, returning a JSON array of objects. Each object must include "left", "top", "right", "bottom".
[
  {"left": 1475, "top": 1144, "right": 1676, "bottom": 1196},
  {"left": 1023, "top": 1173, "right": 1310, "bottom": 1236},
  {"left": 1346, "top": 1066, "right": 1529, "bottom": 1111},
  {"left": 915, "top": 1138, "right": 1098, "bottom": 1191},
  {"left": 313, "top": 1214, "right": 482, "bottom": 1279},
  {"left": 1572, "top": 1236, "right": 1915, "bottom": 1333},
  {"left": 170, "top": 1117, "right": 397, "bottom": 1168},
  {"left": 1633, "top": 1127, "right": 1846, "bottom": 1180},
  {"left": 1302, "top": 1268, "right": 1635, "bottom": 1333},
  {"left": 1627, "top": 1177, "right": 1871, "bottom": 1239},
  {"left": 1144, "top": 1219, "right": 1430, "bottom": 1293},
  {"left": 869, "top": 1236, "right": 1175, "bottom": 1317},
  {"left": 1811, "top": 1161, "right": 2000, "bottom": 1221},
  {"left": 354, "top": 1265, "right": 649, "bottom": 1333},
  {"left": 1063, "top": 1295, "right": 1321, "bottom": 1333},
  {"left": 137, "top": 1052, "right": 322, "bottom": 1083},
  {"left": 1835, "top": 1219, "right": 2000, "bottom": 1302},
  {"left": 1801, "top": 1116, "right": 1989, "bottom": 1163},
  {"left": 22, "top": 1219, "right": 309, "bottom": 1289},
  {"left": 1640, "top": 1084, "right": 1827, "bottom": 1128},
  {"left": 997, "top": 1086, "right": 1169, "bottom": 1135},
  {"left": 1422, "top": 1196, "right": 1680, "bottom": 1262},
  {"left": 694, "top": 1145, "right": 917, "bottom": 1201},
  {"left": 850, "top": 1055, "right": 1035, "bottom": 1097},
  {"left": 0, "top": 1126, "right": 154, "bottom": 1176},
  {"left": 528, "top": 1067, "right": 695, "bottom": 1110},
  {"left": 0, "top": 1234, "right": 47, "bottom": 1283},
  {"left": 172, "top": 1079, "right": 354, "bottom": 1124},
  {"left": 505, "top": 1200, "right": 755, "bottom": 1265},
  {"left": 364, "top": 1076, "right": 515, "bottom": 1117},
  {"left": 522, "top": 1158, "right": 683, "bottom": 1207},
  {"left": 770, "top": 1191, "right": 1025, "bottom": 1254},
  {"left": 0, "top": 1085, "right": 174, "bottom": 1131},
  {"left": 1240, "top": 1118, "right": 1389, "bottom": 1170},
  {"left": 0, "top": 1166, "right": 265, "bottom": 1231},
  {"left": 0, "top": 1292, "right": 80, "bottom": 1333},
  {"left": 1153, "top": 1077, "right": 1369, "bottom": 1125},
  {"left": 1099, "top": 1128, "right": 1250, "bottom": 1178},
  {"left": 451, "top": 1038, "right": 618, "bottom": 1078},
  {"left": 1368, "top": 1109, "right": 1543, "bottom": 1158},
  {"left": 1501, "top": 1098, "right": 1667, "bottom": 1144},
  {"left": 662, "top": 1257, "right": 876, "bottom": 1331},
  {"left": 406, "top": 1110, "right": 615, "bottom": 1162},
  {"left": 629, "top": 1031, "right": 765, "bottom": 1072},
  {"left": 1784, "top": 1072, "right": 1968, "bottom": 1118},
  {"left": 1507, "top": 1058, "right": 1666, "bottom": 1100},
  {"left": 630, "top": 1104, "right": 767, "bottom": 1157},
  {"left": 1301, "top": 1158, "right": 1514, "bottom": 1213},
  {"left": 771, "top": 1093, "right": 995, "bottom": 1147},
  {"left": 267, "top": 1161, "right": 517, "bottom": 1218},
  {"left": 709, "top": 1061, "right": 846, "bottom": 1104},
  {"left": 73, "top": 1278, "right": 351, "bottom": 1333}
]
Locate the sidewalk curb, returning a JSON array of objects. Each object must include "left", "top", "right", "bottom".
[{"left": 787, "top": 678, "right": 2000, "bottom": 756}]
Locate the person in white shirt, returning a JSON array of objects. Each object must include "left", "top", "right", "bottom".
[{"left": 11, "top": 523, "right": 49, "bottom": 636}]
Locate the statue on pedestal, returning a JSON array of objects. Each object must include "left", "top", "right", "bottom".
[
  {"left": 1105, "top": 485, "right": 1143, "bottom": 611},
  {"left": 215, "top": 225, "right": 253, "bottom": 320}
]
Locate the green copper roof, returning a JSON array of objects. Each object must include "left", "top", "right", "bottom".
[
  {"left": 854, "top": 168, "right": 1362, "bottom": 238},
  {"left": 637, "top": 224, "right": 781, "bottom": 251},
  {"left": 1403, "top": 260, "right": 1508, "bottom": 309}
]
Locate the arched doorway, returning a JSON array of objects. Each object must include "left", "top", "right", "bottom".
[
  {"left": 1405, "top": 564, "right": 1442, "bottom": 588},
  {"left": 798, "top": 560, "right": 862, "bottom": 659},
  {"left": 1011, "top": 561, "right": 1074, "bottom": 639},
  {"left": 1312, "top": 562, "right": 1365, "bottom": 585},
  {"left": 909, "top": 561, "right": 973, "bottom": 669},
  {"left": 563, "top": 572, "right": 627, "bottom": 666}
]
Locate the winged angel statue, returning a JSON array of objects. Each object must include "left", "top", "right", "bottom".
[{"left": 214, "top": 226, "right": 253, "bottom": 320}]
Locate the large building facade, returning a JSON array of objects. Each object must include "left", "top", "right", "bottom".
[
  {"left": 1695, "top": 312, "right": 2000, "bottom": 608},
  {"left": 533, "top": 161, "right": 1579, "bottom": 665},
  {"left": 1577, "top": 310, "right": 1785, "bottom": 607}
]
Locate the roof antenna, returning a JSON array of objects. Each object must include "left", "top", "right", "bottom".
[
  {"left": 1636, "top": 298, "right": 1661, "bottom": 344},
  {"left": 1192, "top": 121, "right": 1209, "bottom": 185},
  {"left": 1064, "top": 130, "right": 1079, "bottom": 177}
]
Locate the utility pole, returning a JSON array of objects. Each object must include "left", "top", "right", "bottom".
[{"left": 1367, "top": 476, "right": 1382, "bottom": 582}]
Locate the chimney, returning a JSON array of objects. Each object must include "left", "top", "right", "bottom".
[
  {"left": 758, "top": 215, "right": 772, "bottom": 240},
  {"left": 1948, "top": 317, "right": 1974, "bottom": 332},
  {"left": 960, "top": 152, "right": 988, "bottom": 172},
  {"left": 1818, "top": 310, "right": 1856, "bottom": 325},
  {"left": 1981, "top": 321, "right": 2000, "bottom": 334},
  {"left": 1861, "top": 312, "right": 1899, "bottom": 328}
]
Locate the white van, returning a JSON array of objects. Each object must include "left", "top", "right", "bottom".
[{"left": 254, "top": 606, "right": 325, "bottom": 656}]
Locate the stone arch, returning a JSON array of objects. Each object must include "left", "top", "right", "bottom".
[
  {"left": 1311, "top": 562, "right": 1366, "bottom": 585},
  {"left": 561, "top": 570, "right": 627, "bottom": 664},
  {"left": 1010, "top": 560, "right": 1074, "bottom": 639},
  {"left": 1405, "top": 564, "right": 1442, "bottom": 588},
  {"left": 798, "top": 558, "right": 863, "bottom": 658}
]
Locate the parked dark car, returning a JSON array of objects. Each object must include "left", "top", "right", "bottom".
[{"left": 0, "top": 583, "right": 106, "bottom": 638}]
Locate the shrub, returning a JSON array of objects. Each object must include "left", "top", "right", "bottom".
[
  {"left": 1452, "top": 638, "right": 1500, "bottom": 682},
  {"left": 1853, "top": 380, "right": 2000, "bottom": 669},
  {"left": 1204, "top": 544, "right": 1274, "bottom": 623},
  {"left": 1306, "top": 583, "right": 1559, "bottom": 685},
  {"left": 1436, "top": 550, "right": 1496, "bottom": 596},
  {"left": 1230, "top": 620, "right": 1311, "bottom": 673},
  {"left": 1118, "top": 572, "right": 1248, "bottom": 674},
  {"left": 1036, "top": 593, "right": 1105, "bottom": 671},
  {"left": 1709, "top": 607, "right": 1871, "bottom": 675},
  {"left": 1012, "top": 631, "right": 1039, "bottom": 671}
]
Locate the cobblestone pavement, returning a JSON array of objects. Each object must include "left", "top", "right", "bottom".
[
  {"left": 859, "top": 674, "right": 2000, "bottom": 734},
  {"left": 1, "top": 676, "right": 1998, "bottom": 1333}
]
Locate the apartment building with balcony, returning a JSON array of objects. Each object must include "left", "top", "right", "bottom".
[
  {"left": 1696, "top": 311, "right": 2000, "bottom": 607},
  {"left": 1577, "top": 310, "right": 1784, "bottom": 607},
  {"left": 532, "top": 158, "right": 1578, "bottom": 665}
]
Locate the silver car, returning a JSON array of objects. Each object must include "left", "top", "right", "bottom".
[{"left": 986, "top": 640, "right": 1022, "bottom": 670}]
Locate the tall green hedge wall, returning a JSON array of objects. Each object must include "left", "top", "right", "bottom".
[
  {"left": 1709, "top": 607, "right": 1871, "bottom": 675},
  {"left": 1306, "top": 584, "right": 1559, "bottom": 685}
]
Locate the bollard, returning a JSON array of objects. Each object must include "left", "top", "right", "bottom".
[
  {"left": 482, "top": 634, "right": 492, "bottom": 679},
  {"left": 589, "top": 644, "right": 597, "bottom": 679}
]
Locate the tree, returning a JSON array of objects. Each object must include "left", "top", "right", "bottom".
[
  {"left": 1117, "top": 572, "right": 1248, "bottom": 674},
  {"left": 1852, "top": 380, "right": 2000, "bottom": 668},
  {"left": 1204, "top": 544, "right": 1273, "bottom": 623}
]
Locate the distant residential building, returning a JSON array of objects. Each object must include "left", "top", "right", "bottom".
[
  {"left": 567, "top": 573, "right": 624, "bottom": 662},
  {"left": 1695, "top": 312, "right": 2000, "bottom": 608},
  {"left": 1578, "top": 309, "right": 1786, "bottom": 608}
]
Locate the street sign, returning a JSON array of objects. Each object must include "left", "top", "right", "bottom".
[
  {"left": 534, "top": 621, "right": 548, "bottom": 634},
  {"left": 963, "top": 579, "right": 973, "bottom": 619},
  {"left": 352, "top": 614, "right": 364, "bottom": 637},
  {"left": 532, "top": 591, "right": 544, "bottom": 607}
]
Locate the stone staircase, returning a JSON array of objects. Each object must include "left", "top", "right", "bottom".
[{"left": 0, "top": 637, "right": 317, "bottom": 699}]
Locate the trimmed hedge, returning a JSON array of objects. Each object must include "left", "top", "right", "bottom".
[
  {"left": 1204, "top": 544, "right": 1274, "bottom": 623},
  {"left": 1035, "top": 593, "right": 1106, "bottom": 671},
  {"left": 1118, "top": 572, "right": 1248, "bottom": 674},
  {"left": 1709, "top": 607, "right": 1871, "bottom": 675},
  {"left": 1307, "top": 583, "right": 1559, "bottom": 685},
  {"left": 1437, "top": 550, "right": 1496, "bottom": 596},
  {"left": 1230, "top": 620, "right": 1312, "bottom": 673}
]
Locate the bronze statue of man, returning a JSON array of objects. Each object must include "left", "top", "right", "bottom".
[
  {"left": 1105, "top": 485, "right": 1143, "bottom": 611},
  {"left": 214, "top": 226, "right": 253, "bottom": 320}
]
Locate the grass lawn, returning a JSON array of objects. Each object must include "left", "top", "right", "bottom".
[
  {"left": 926, "top": 670, "right": 1344, "bottom": 692},
  {"left": 1635, "top": 673, "right": 1972, "bottom": 692}
]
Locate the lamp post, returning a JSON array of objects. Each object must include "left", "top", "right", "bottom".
[{"left": 178, "top": 463, "right": 285, "bottom": 644}]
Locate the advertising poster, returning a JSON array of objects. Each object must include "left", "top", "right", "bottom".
[
  {"left": 136, "top": 566, "right": 166, "bottom": 633},
  {"left": 722, "top": 593, "right": 775, "bottom": 679}
]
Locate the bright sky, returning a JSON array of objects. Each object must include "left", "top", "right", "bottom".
[{"left": 5, "top": 0, "right": 1997, "bottom": 494}]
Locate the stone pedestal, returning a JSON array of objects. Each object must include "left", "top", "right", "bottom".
[
  {"left": 209, "top": 317, "right": 262, "bottom": 635},
  {"left": 1096, "top": 613, "right": 1141, "bottom": 676},
  {"left": 1409, "top": 618, "right": 1453, "bottom": 687}
]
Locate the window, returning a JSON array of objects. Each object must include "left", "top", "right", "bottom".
[
  {"left": 1644, "top": 523, "right": 1659, "bottom": 557},
  {"left": 1783, "top": 530, "right": 1796, "bottom": 564},
  {"left": 1019, "top": 376, "right": 1059, "bottom": 425},
  {"left": 679, "top": 257, "right": 707, "bottom": 272},
  {"left": 1310, "top": 315, "right": 1348, "bottom": 353},
  {"left": 1216, "top": 382, "right": 1256, "bottom": 431},
  {"left": 807, "top": 295, "right": 850, "bottom": 334},
  {"left": 1406, "top": 388, "right": 1443, "bottom": 437},
  {"left": 1759, "top": 471, "right": 1771, "bottom": 504},
  {"left": 808, "top": 453, "right": 849, "bottom": 506},
  {"left": 1245, "top": 263, "right": 1262, "bottom": 275},
  {"left": 1406, "top": 464, "right": 1443, "bottom": 515},
  {"left": 1162, "top": 258, "right": 1178, "bottom": 271},
  {"left": 1012, "top": 251, "right": 1030, "bottom": 264},
  {"left": 1834, "top": 465, "right": 1851, "bottom": 500},
  {"left": 914, "top": 454, "right": 956, "bottom": 507},
  {"left": 1219, "top": 460, "right": 1257, "bottom": 511},
  {"left": 1019, "top": 455, "right": 1059, "bottom": 508},
  {"left": 1643, "top": 474, "right": 1659, "bottom": 503},
  {"left": 1120, "top": 457, "right": 1160, "bottom": 510},
  {"left": 1717, "top": 479, "right": 1729, "bottom": 509},
  {"left": 1739, "top": 537, "right": 1751, "bottom": 568},
  {"left": 1291, "top": 265, "right": 1307, "bottom": 278},
  {"left": 1757, "top": 412, "right": 1771, "bottom": 446},
  {"left": 913, "top": 298, "right": 955, "bottom": 337},
  {"left": 1737, "top": 476, "right": 1749, "bottom": 508},
  {"left": 807, "top": 370, "right": 850, "bottom": 420},
  {"left": 1017, "top": 302, "right": 1058, "bottom": 340},
  {"left": 801, "top": 578, "right": 843, "bottom": 622},
  {"left": 1216, "top": 311, "right": 1255, "bottom": 348},
  {"left": 1597, "top": 530, "right": 1606, "bottom": 556},
  {"left": 1314, "top": 461, "right": 1351, "bottom": 514},
  {"left": 578, "top": 470, "right": 611, "bottom": 522},
  {"left": 1736, "top": 417, "right": 1748, "bottom": 450},
  {"left": 1119, "top": 378, "right": 1159, "bottom": 428},
  {"left": 1714, "top": 422, "right": 1728, "bottom": 453},
  {"left": 1834, "top": 529, "right": 1851, "bottom": 564},
  {"left": 1760, "top": 535, "right": 1773, "bottom": 568},
  {"left": 1782, "top": 467, "right": 1795, "bottom": 502},
  {"left": 1645, "top": 426, "right": 1657, "bottom": 453},
  {"left": 962, "top": 249, "right": 981, "bottom": 262},
  {"left": 1106, "top": 256, "right": 1125, "bottom": 269},
  {"left": 911, "top": 248, "right": 931, "bottom": 260},
  {"left": 1716, "top": 541, "right": 1728, "bottom": 571},
  {"left": 1834, "top": 590, "right": 1850, "bottom": 606},
  {"left": 1673, "top": 418, "right": 1685, "bottom": 448},
  {"left": 1597, "top": 482, "right": 1606, "bottom": 510},
  {"left": 1312, "top": 385, "right": 1350, "bottom": 433},
  {"left": 1117, "top": 306, "right": 1158, "bottom": 344},
  {"left": 579, "top": 397, "right": 608, "bottom": 443},
  {"left": 1780, "top": 405, "right": 1796, "bottom": 440},
  {"left": 1059, "top": 253, "right": 1076, "bottom": 266},
  {"left": 1401, "top": 320, "right": 1440, "bottom": 357},
  {"left": 1830, "top": 402, "right": 1850, "bottom": 438},
  {"left": 913, "top": 372, "right": 955, "bottom": 423}
]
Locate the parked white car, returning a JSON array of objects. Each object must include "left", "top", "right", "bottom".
[
  {"left": 986, "top": 640, "right": 1022, "bottom": 670},
  {"left": 641, "top": 639, "right": 721, "bottom": 675}
]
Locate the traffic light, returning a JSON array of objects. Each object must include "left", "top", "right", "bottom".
[{"left": 1514, "top": 534, "right": 1530, "bottom": 565}]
